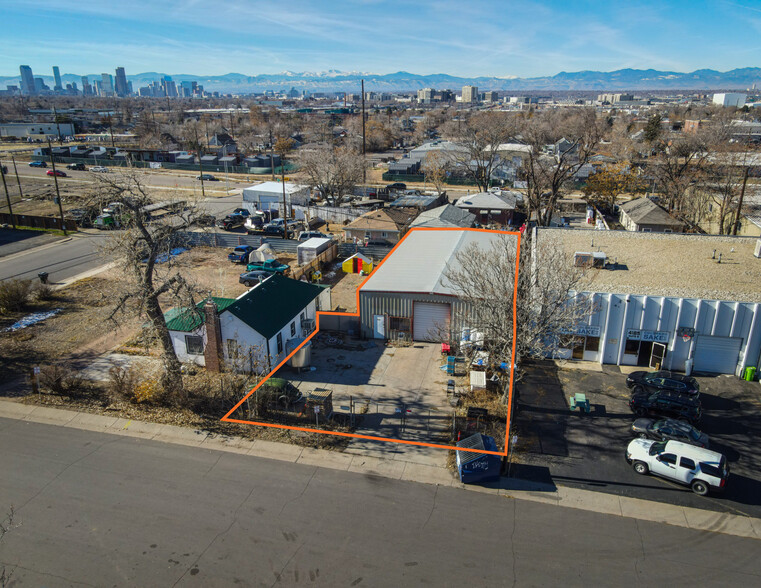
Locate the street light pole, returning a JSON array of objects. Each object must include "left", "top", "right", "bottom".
[{"left": 47, "top": 139, "right": 67, "bottom": 236}]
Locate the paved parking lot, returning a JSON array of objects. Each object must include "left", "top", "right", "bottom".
[{"left": 513, "top": 362, "right": 761, "bottom": 518}]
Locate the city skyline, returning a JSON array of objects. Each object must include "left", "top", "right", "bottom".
[{"left": 2, "top": 0, "right": 761, "bottom": 78}]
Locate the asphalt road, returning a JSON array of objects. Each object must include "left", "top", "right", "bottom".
[
  {"left": 1, "top": 418, "right": 758, "bottom": 587},
  {"left": 0, "top": 232, "right": 109, "bottom": 284},
  {"left": 1, "top": 160, "right": 254, "bottom": 195}
]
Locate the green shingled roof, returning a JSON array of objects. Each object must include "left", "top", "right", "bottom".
[
  {"left": 226, "top": 273, "right": 325, "bottom": 339},
  {"left": 164, "top": 296, "right": 236, "bottom": 332}
]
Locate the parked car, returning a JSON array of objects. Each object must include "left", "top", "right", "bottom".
[
  {"left": 216, "top": 214, "right": 245, "bottom": 231},
  {"left": 46, "top": 169, "right": 67, "bottom": 177},
  {"left": 245, "top": 258, "right": 290, "bottom": 274},
  {"left": 66, "top": 163, "right": 86, "bottom": 171},
  {"left": 626, "top": 370, "right": 700, "bottom": 398},
  {"left": 29, "top": 160, "right": 47, "bottom": 168},
  {"left": 239, "top": 270, "right": 271, "bottom": 287},
  {"left": 197, "top": 174, "right": 218, "bottom": 181},
  {"left": 626, "top": 439, "right": 728, "bottom": 495},
  {"left": 297, "top": 231, "right": 329, "bottom": 242},
  {"left": 263, "top": 223, "right": 299, "bottom": 238},
  {"left": 245, "top": 216, "right": 265, "bottom": 233},
  {"left": 631, "top": 418, "right": 710, "bottom": 448},
  {"left": 228, "top": 245, "right": 255, "bottom": 264},
  {"left": 386, "top": 182, "right": 407, "bottom": 191},
  {"left": 629, "top": 390, "right": 702, "bottom": 424},
  {"left": 232, "top": 208, "right": 250, "bottom": 217},
  {"left": 90, "top": 166, "right": 109, "bottom": 173}
]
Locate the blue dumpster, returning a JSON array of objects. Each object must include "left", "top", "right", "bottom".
[{"left": 456, "top": 433, "right": 501, "bottom": 484}]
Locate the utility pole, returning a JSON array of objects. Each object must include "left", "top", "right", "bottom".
[
  {"left": 1, "top": 163, "right": 15, "bottom": 229},
  {"left": 11, "top": 156, "right": 23, "bottom": 200},
  {"left": 229, "top": 111, "right": 235, "bottom": 139},
  {"left": 53, "top": 105, "right": 63, "bottom": 145},
  {"left": 47, "top": 139, "right": 67, "bottom": 236},
  {"left": 361, "top": 79, "right": 367, "bottom": 183},
  {"left": 198, "top": 155, "right": 206, "bottom": 199},
  {"left": 269, "top": 126, "right": 275, "bottom": 181},
  {"left": 732, "top": 166, "right": 750, "bottom": 236}
]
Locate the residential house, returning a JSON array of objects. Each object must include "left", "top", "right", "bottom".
[
  {"left": 454, "top": 190, "right": 519, "bottom": 226},
  {"left": 164, "top": 274, "right": 331, "bottom": 373},
  {"left": 409, "top": 204, "right": 476, "bottom": 229},
  {"left": 342, "top": 208, "right": 416, "bottom": 245},
  {"left": 209, "top": 132, "right": 238, "bottom": 157},
  {"left": 619, "top": 197, "right": 685, "bottom": 233}
]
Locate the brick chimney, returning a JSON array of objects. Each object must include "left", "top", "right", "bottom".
[{"left": 203, "top": 299, "right": 223, "bottom": 372}]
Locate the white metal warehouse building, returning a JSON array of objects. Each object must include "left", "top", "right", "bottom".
[
  {"left": 536, "top": 228, "right": 761, "bottom": 376},
  {"left": 358, "top": 229, "right": 517, "bottom": 342}
]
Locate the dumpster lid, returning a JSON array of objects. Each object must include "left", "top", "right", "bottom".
[{"left": 456, "top": 433, "right": 491, "bottom": 466}]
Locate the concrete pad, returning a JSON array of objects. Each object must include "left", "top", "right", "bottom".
[
  {"left": 151, "top": 424, "right": 209, "bottom": 447},
  {"left": 247, "top": 439, "right": 303, "bottom": 462},
  {"left": 401, "top": 462, "right": 455, "bottom": 487},
  {"left": 618, "top": 495, "right": 690, "bottom": 528},
  {"left": 348, "top": 455, "right": 406, "bottom": 479},
  {"left": 106, "top": 418, "right": 164, "bottom": 439},
  {"left": 201, "top": 435, "right": 258, "bottom": 455},
  {"left": 23, "top": 405, "right": 78, "bottom": 426},
  {"left": 0, "top": 400, "right": 37, "bottom": 419},
  {"left": 554, "top": 360, "right": 602, "bottom": 372},
  {"left": 556, "top": 486, "right": 623, "bottom": 517},
  {"left": 297, "top": 447, "right": 353, "bottom": 471},
  {"left": 66, "top": 412, "right": 120, "bottom": 432}
]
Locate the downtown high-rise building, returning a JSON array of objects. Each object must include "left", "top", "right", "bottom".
[
  {"left": 114, "top": 66, "right": 128, "bottom": 97},
  {"left": 100, "top": 73, "right": 114, "bottom": 96},
  {"left": 81, "top": 76, "right": 92, "bottom": 96},
  {"left": 461, "top": 85, "right": 479, "bottom": 103},
  {"left": 19, "top": 65, "right": 35, "bottom": 95},
  {"left": 52, "top": 66, "right": 63, "bottom": 91}
]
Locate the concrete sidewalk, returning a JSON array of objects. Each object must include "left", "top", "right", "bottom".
[{"left": 1, "top": 398, "right": 759, "bottom": 541}]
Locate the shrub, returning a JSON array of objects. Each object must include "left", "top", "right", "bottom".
[
  {"left": 0, "top": 279, "right": 33, "bottom": 313},
  {"left": 131, "top": 374, "right": 161, "bottom": 404},
  {"left": 38, "top": 364, "right": 87, "bottom": 397},
  {"left": 34, "top": 283, "right": 55, "bottom": 302},
  {"left": 107, "top": 364, "right": 143, "bottom": 402}
]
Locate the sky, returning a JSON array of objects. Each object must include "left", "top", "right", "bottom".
[{"left": 1, "top": 0, "right": 761, "bottom": 78}]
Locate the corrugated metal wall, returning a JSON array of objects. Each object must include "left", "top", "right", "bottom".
[
  {"left": 582, "top": 292, "right": 761, "bottom": 375},
  {"left": 359, "top": 291, "right": 471, "bottom": 340}
]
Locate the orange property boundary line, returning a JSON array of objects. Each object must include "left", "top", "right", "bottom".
[{"left": 222, "top": 227, "right": 522, "bottom": 457}]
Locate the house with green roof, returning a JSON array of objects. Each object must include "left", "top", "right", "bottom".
[{"left": 165, "top": 273, "right": 331, "bottom": 372}]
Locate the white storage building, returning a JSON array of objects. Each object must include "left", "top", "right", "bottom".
[{"left": 242, "top": 182, "right": 310, "bottom": 217}]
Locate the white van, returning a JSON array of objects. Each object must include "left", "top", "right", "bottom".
[{"left": 626, "top": 439, "right": 729, "bottom": 496}]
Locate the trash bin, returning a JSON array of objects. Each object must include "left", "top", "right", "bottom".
[
  {"left": 744, "top": 366, "right": 757, "bottom": 382},
  {"left": 37, "top": 272, "right": 49, "bottom": 284}
]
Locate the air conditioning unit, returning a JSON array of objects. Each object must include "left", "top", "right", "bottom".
[
  {"left": 301, "top": 318, "right": 316, "bottom": 334},
  {"left": 574, "top": 251, "right": 606, "bottom": 268}
]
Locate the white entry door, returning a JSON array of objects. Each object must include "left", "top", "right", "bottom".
[{"left": 373, "top": 314, "right": 386, "bottom": 339}]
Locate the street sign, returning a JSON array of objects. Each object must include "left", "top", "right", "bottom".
[
  {"left": 313, "top": 406, "right": 320, "bottom": 414},
  {"left": 33, "top": 366, "right": 40, "bottom": 375}
]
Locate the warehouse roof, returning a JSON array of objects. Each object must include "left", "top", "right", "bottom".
[
  {"left": 455, "top": 191, "right": 519, "bottom": 211},
  {"left": 243, "top": 181, "right": 309, "bottom": 195},
  {"left": 360, "top": 228, "right": 517, "bottom": 295},
  {"left": 535, "top": 228, "right": 761, "bottom": 303}
]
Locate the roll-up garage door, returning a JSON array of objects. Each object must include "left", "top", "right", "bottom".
[
  {"left": 413, "top": 302, "right": 450, "bottom": 342},
  {"left": 693, "top": 336, "right": 742, "bottom": 374}
]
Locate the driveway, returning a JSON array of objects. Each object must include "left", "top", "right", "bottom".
[
  {"left": 267, "top": 338, "right": 453, "bottom": 465},
  {"left": 513, "top": 361, "right": 761, "bottom": 518}
]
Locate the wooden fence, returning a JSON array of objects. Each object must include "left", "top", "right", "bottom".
[
  {"left": 291, "top": 242, "right": 338, "bottom": 281},
  {"left": 0, "top": 212, "right": 77, "bottom": 232}
]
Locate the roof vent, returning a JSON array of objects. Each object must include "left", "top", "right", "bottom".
[{"left": 574, "top": 251, "right": 606, "bottom": 268}]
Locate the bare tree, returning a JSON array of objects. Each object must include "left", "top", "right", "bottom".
[
  {"left": 520, "top": 108, "right": 603, "bottom": 225},
  {"left": 421, "top": 151, "right": 449, "bottom": 196},
  {"left": 443, "top": 112, "right": 517, "bottom": 192},
  {"left": 94, "top": 170, "right": 202, "bottom": 399},
  {"left": 298, "top": 145, "right": 365, "bottom": 205},
  {"left": 443, "top": 232, "right": 592, "bottom": 395}
]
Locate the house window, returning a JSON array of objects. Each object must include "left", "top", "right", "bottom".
[
  {"left": 290, "top": 321, "right": 296, "bottom": 337},
  {"left": 300, "top": 312, "right": 305, "bottom": 323},
  {"left": 185, "top": 335, "right": 204, "bottom": 355},
  {"left": 276, "top": 332, "right": 283, "bottom": 354},
  {"left": 381, "top": 232, "right": 388, "bottom": 238},
  {"left": 389, "top": 316, "right": 411, "bottom": 333},
  {"left": 226, "top": 339, "right": 239, "bottom": 359},
  {"left": 642, "top": 227, "right": 652, "bottom": 232},
  {"left": 625, "top": 338, "right": 640, "bottom": 355}
]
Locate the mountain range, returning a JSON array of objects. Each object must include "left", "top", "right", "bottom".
[{"left": 2, "top": 68, "right": 760, "bottom": 94}]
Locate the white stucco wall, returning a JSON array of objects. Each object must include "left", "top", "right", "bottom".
[{"left": 169, "top": 327, "right": 207, "bottom": 366}]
